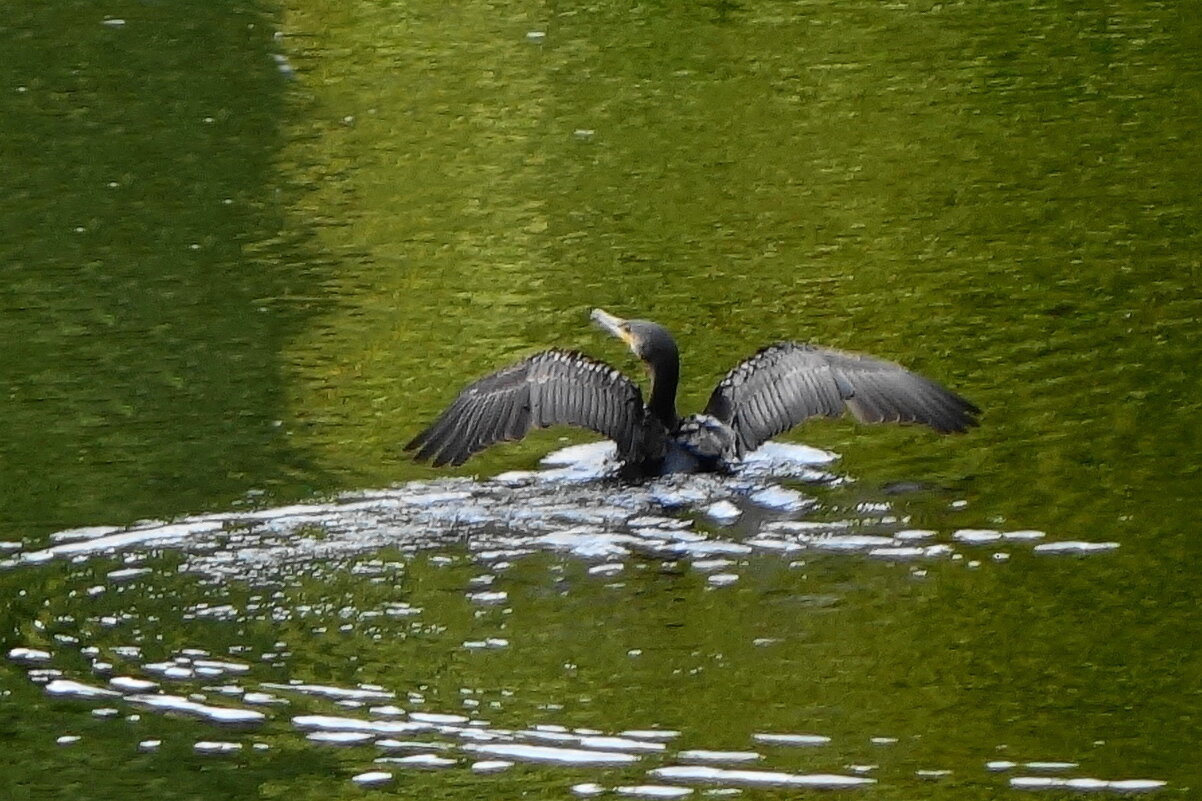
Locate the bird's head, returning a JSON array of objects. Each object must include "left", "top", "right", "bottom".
[{"left": 590, "top": 308, "right": 679, "bottom": 370}]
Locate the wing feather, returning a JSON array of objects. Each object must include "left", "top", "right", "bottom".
[
  {"left": 705, "top": 342, "right": 979, "bottom": 457},
  {"left": 477, "top": 392, "right": 509, "bottom": 453},
  {"left": 407, "top": 349, "right": 656, "bottom": 467}
]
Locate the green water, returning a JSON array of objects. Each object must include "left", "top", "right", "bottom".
[{"left": 2, "top": 0, "right": 1200, "bottom": 798}]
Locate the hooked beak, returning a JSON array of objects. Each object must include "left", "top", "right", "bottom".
[{"left": 590, "top": 308, "right": 635, "bottom": 348}]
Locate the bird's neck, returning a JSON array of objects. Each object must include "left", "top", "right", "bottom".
[{"left": 647, "top": 358, "right": 679, "bottom": 430}]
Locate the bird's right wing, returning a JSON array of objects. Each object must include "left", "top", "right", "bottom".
[
  {"left": 704, "top": 342, "right": 980, "bottom": 457},
  {"left": 405, "top": 349, "right": 654, "bottom": 467}
]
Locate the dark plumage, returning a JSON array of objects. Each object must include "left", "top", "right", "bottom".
[
  {"left": 405, "top": 308, "right": 979, "bottom": 476},
  {"left": 408, "top": 350, "right": 653, "bottom": 468}
]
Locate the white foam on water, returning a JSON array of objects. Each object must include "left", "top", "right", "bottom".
[
  {"left": 704, "top": 501, "right": 742, "bottom": 524},
  {"left": 677, "top": 750, "right": 762, "bottom": 764},
  {"left": 20, "top": 435, "right": 1045, "bottom": 592},
  {"left": 1003, "top": 530, "right": 1046, "bottom": 542},
  {"left": 471, "top": 759, "right": 513, "bottom": 773},
  {"left": 377, "top": 738, "right": 452, "bottom": 751},
  {"left": 1011, "top": 776, "right": 1166, "bottom": 793},
  {"left": 189, "top": 605, "right": 239, "bottom": 621},
  {"left": 628, "top": 516, "right": 691, "bottom": 530},
  {"left": 868, "top": 546, "right": 931, "bottom": 561},
  {"left": 44, "top": 679, "right": 121, "bottom": 699},
  {"left": 351, "top": 770, "right": 394, "bottom": 786},
  {"left": 463, "top": 742, "right": 640, "bottom": 765},
  {"left": 649, "top": 766, "right": 873, "bottom": 788},
  {"left": 292, "top": 714, "right": 433, "bottom": 735},
  {"left": 129, "top": 694, "right": 266, "bottom": 725},
  {"left": 242, "top": 692, "right": 285, "bottom": 705},
  {"left": 953, "top": 529, "right": 1003, "bottom": 544},
  {"left": 194, "top": 741, "right": 242, "bottom": 754},
  {"left": 24, "top": 520, "right": 224, "bottom": 561},
  {"left": 467, "top": 590, "right": 509, "bottom": 605},
  {"left": 764, "top": 520, "right": 851, "bottom": 534},
  {"left": 1108, "top": 780, "right": 1168, "bottom": 792},
  {"left": 589, "top": 562, "right": 625, "bottom": 576},
  {"left": 691, "top": 559, "right": 734, "bottom": 572},
  {"left": 752, "top": 733, "right": 831, "bottom": 746},
  {"left": 307, "top": 731, "right": 373, "bottom": 745},
  {"left": 1025, "top": 761, "right": 1079, "bottom": 772},
  {"left": 409, "top": 712, "right": 472, "bottom": 725},
  {"left": 374, "top": 754, "right": 457, "bottom": 769},
  {"left": 109, "top": 676, "right": 158, "bottom": 693},
  {"left": 463, "top": 639, "right": 507, "bottom": 650},
  {"left": 659, "top": 541, "right": 753, "bottom": 557},
  {"left": 521, "top": 728, "right": 576, "bottom": 743},
  {"left": 633, "top": 527, "right": 705, "bottom": 543},
  {"left": 143, "top": 663, "right": 194, "bottom": 680},
  {"left": 192, "top": 659, "right": 251, "bottom": 675},
  {"left": 535, "top": 530, "right": 641, "bottom": 559},
  {"left": 384, "top": 603, "right": 422, "bottom": 617},
  {"left": 619, "top": 730, "right": 680, "bottom": 742},
  {"left": 741, "top": 442, "right": 838, "bottom": 466},
  {"left": 577, "top": 735, "right": 666, "bottom": 753},
  {"left": 894, "top": 529, "right": 937, "bottom": 541},
  {"left": 261, "top": 682, "right": 394, "bottom": 701},
  {"left": 616, "top": 785, "right": 694, "bottom": 798},
  {"left": 808, "top": 535, "right": 895, "bottom": 552},
  {"left": 571, "top": 783, "right": 607, "bottom": 797},
  {"left": 9, "top": 648, "right": 53, "bottom": 664},
  {"left": 492, "top": 470, "right": 540, "bottom": 485},
  {"left": 744, "top": 537, "right": 803, "bottom": 553},
  {"left": 747, "top": 487, "right": 811, "bottom": 512},
  {"left": 107, "top": 567, "right": 152, "bottom": 582},
  {"left": 50, "top": 525, "right": 121, "bottom": 544},
  {"left": 540, "top": 442, "right": 617, "bottom": 468},
  {"left": 449, "top": 727, "right": 510, "bottom": 743},
  {"left": 1033, "top": 541, "right": 1120, "bottom": 554}
]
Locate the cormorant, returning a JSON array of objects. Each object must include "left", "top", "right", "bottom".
[{"left": 405, "top": 308, "right": 979, "bottom": 476}]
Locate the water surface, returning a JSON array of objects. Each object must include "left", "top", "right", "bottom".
[{"left": 1, "top": 1, "right": 1199, "bottom": 798}]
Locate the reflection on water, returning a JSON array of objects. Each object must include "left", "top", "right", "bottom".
[
  {"left": 0, "top": 1, "right": 326, "bottom": 537},
  {"left": 3, "top": 447, "right": 1156, "bottom": 797},
  {"left": 7, "top": 442, "right": 1116, "bottom": 580}
]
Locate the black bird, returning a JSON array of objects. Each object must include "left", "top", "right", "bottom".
[{"left": 405, "top": 308, "right": 979, "bottom": 476}]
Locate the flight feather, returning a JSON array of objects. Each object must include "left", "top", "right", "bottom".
[
  {"left": 704, "top": 343, "right": 980, "bottom": 456},
  {"left": 405, "top": 349, "right": 654, "bottom": 467}
]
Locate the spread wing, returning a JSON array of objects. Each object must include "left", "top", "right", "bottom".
[
  {"left": 704, "top": 342, "right": 980, "bottom": 457},
  {"left": 405, "top": 349, "right": 653, "bottom": 467}
]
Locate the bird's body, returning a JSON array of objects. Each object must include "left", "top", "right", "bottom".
[{"left": 406, "top": 309, "right": 979, "bottom": 477}]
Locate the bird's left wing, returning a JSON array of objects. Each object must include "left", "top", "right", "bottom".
[
  {"left": 405, "top": 349, "right": 652, "bottom": 467},
  {"left": 703, "top": 342, "right": 980, "bottom": 457}
]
